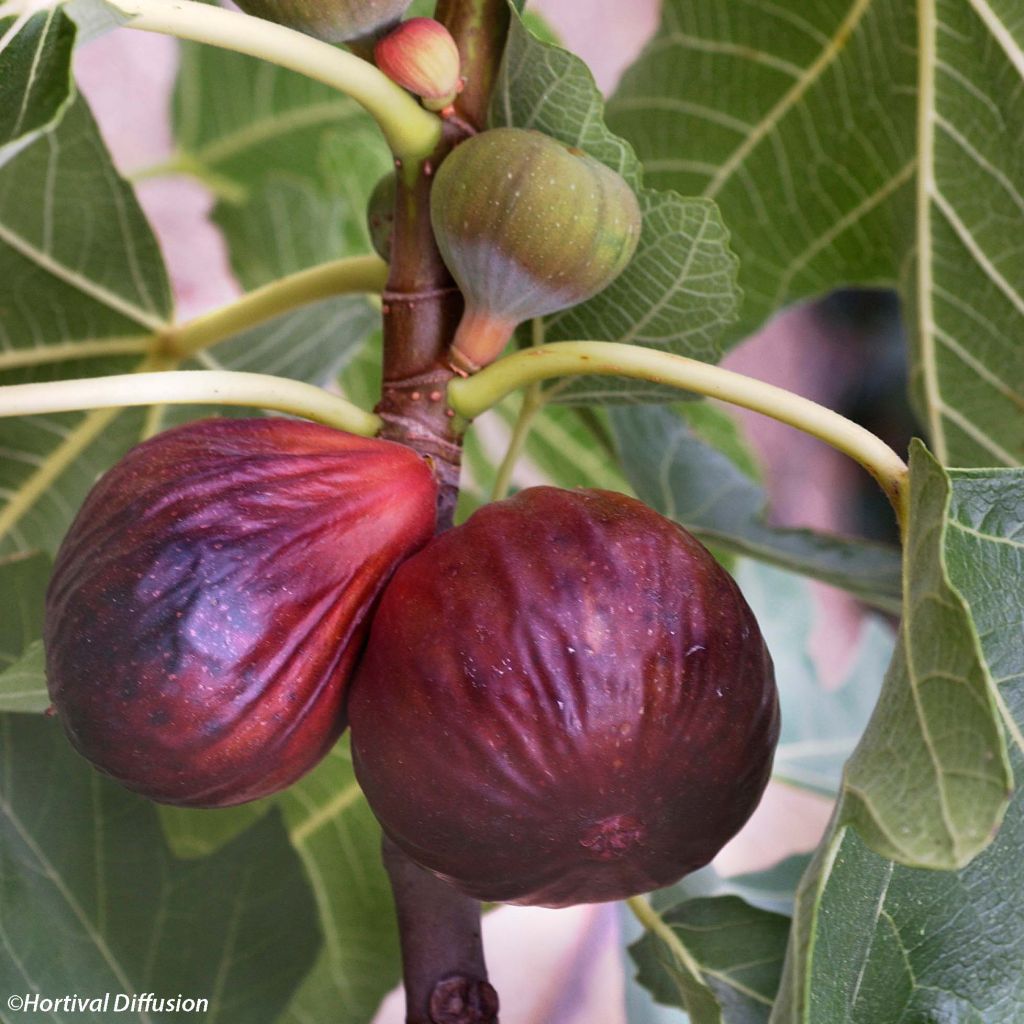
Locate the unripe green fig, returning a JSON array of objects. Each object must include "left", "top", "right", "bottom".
[
  {"left": 233, "top": 0, "right": 413, "bottom": 44},
  {"left": 349, "top": 487, "right": 779, "bottom": 907},
  {"left": 366, "top": 171, "right": 397, "bottom": 262},
  {"left": 45, "top": 418, "right": 437, "bottom": 808},
  {"left": 430, "top": 128, "right": 642, "bottom": 371},
  {"left": 375, "top": 18, "right": 462, "bottom": 112}
]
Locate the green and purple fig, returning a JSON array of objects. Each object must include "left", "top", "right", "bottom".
[
  {"left": 349, "top": 487, "right": 779, "bottom": 907},
  {"left": 375, "top": 18, "right": 462, "bottom": 112},
  {"left": 45, "top": 418, "right": 437, "bottom": 808},
  {"left": 430, "top": 128, "right": 642, "bottom": 371},
  {"left": 233, "top": 0, "right": 412, "bottom": 44}
]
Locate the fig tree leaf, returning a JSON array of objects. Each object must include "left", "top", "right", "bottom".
[
  {"left": 772, "top": 461, "right": 1024, "bottom": 1023},
  {"left": 490, "top": 8, "right": 741, "bottom": 402},
  {"left": 160, "top": 739, "right": 399, "bottom": 1024},
  {"left": 0, "top": 8, "right": 76, "bottom": 156},
  {"left": 0, "top": 551, "right": 49, "bottom": 713},
  {"left": 608, "top": 404, "right": 903, "bottom": 612},
  {"left": 737, "top": 561, "right": 894, "bottom": 798},
  {"left": 630, "top": 896, "right": 790, "bottom": 1024},
  {"left": 157, "top": 176, "right": 382, "bottom": 434},
  {"left": 0, "top": 715, "right": 321, "bottom": 1022},
  {"left": 608, "top": 0, "right": 1024, "bottom": 468},
  {"left": 774, "top": 763, "right": 1024, "bottom": 1024},
  {"left": 840, "top": 442, "right": 1011, "bottom": 869},
  {"left": 0, "top": 93, "right": 170, "bottom": 559},
  {"left": 0, "top": 639, "right": 47, "bottom": 714},
  {"left": 171, "top": 39, "right": 387, "bottom": 199},
  {"left": 0, "top": 550, "right": 47, "bottom": 669}
]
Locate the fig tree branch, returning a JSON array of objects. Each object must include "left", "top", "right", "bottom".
[
  {"left": 449, "top": 341, "right": 912, "bottom": 534},
  {"left": 0, "top": 371, "right": 382, "bottom": 435},
  {"left": 101, "top": 0, "right": 442, "bottom": 162}
]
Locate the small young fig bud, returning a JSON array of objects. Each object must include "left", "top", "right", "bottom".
[
  {"left": 430, "top": 128, "right": 642, "bottom": 372},
  {"left": 233, "top": 0, "right": 413, "bottom": 44},
  {"left": 366, "top": 171, "right": 397, "bottom": 262},
  {"left": 45, "top": 418, "right": 437, "bottom": 808},
  {"left": 374, "top": 18, "right": 462, "bottom": 112},
  {"left": 349, "top": 487, "right": 779, "bottom": 908}
]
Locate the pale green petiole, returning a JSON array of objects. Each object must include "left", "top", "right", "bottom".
[
  {"left": 166, "top": 254, "right": 389, "bottom": 357},
  {"left": 0, "top": 371, "right": 382, "bottom": 436},
  {"left": 103, "top": 0, "right": 442, "bottom": 162},
  {"left": 448, "top": 341, "right": 911, "bottom": 534}
]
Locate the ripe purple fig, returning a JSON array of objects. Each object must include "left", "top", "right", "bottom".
[
  {"left": 45, "top": 418, "right": 437, "bottom": 808},
  {"left": 375, "top": 18, "right": 462, "bottom": 112},
  {"left": 430, "top": 128, "right": 642, "bottom": 372},
  {"left": 349, "top": 487, "right": 779, "bottom": 907},
  {"left": 232, "top": 0, "right": 413, "bottom": 44}
]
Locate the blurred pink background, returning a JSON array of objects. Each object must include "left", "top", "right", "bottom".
[{"left": 68, "top": 1, "right": 867, "bottom": 1019}]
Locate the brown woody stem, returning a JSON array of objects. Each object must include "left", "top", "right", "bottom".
[
  {"left": 383, "top": 837, "right": 498, "bottom": 1024},
  {"left": 374, "top": 3, "right": 510, "bottom": 1021},
  {"left": 434, "top": 0, "right": 511, "bottom": 130}
]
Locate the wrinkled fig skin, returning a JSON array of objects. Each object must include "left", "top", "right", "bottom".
[
  {"left": 45, "top": 419, "right": 437, "bottom": 808},
  {"left": 233, "top": 0, "right": 412, "bottom": 43},
  {"left": 430, "top": 128, "right": 642, "bottom": 369},
  {"left": 350, "top": 488, "right": 779, "bottom": 908}
]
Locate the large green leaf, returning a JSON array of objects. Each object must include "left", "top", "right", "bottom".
[
  {"left": 772, "top": 461, "right": 1024, "bottom": 1022},
  {"left": 0, "top": 715, "right": 321, "bottom": 1023},
  {"left": 608, "top": 0, "right": 1024, "bottom": 468},
  {"left": 490, "top": 8, "right": 741, "bottom": 403},
  {"left": 0, "top": 8, "right": 76, "bottom": 154},
  {"left": 0, "top": 551, "right": 49, "bottom": 713},
  {"left": 160, "top": 740, "right": 399, "bottom": 1024},
  {"left": 609, "top": 403, "right": 903, "bottom": 612},
  {"left": 630, "top": 896, "right": 790, "bottom": 1024},
  {"left": 841, "top": 442, "right": 1011, "bottom": 868},
  {"left": 0, "top": 93, "right": 171, "bottom": 558},
  {"left": 172, "top": 39, "right": 387, "bottom": 198}
]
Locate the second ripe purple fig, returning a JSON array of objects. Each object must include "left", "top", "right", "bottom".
[
  {"left": 45, "top": 418, "right": 437, "bottom": 808},
  {"left": 349, "top": 487, "right": 780, "bottom": 907}
]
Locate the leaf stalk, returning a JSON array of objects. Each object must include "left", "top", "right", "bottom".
[
  {"left": 0, "top": 371, "right": 381, "bottom": 435},
  {"left": 103, "top": 0, "right": 442, "bottom": 162},
  {"left": 449, "top": 341, "right": 912, "bottom": 534}
]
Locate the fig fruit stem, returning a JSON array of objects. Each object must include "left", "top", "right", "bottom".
[
  {"left": 382, "top": 836, "right": 498, "bottom": 1024},
  {"left": 626, "top": 896, "right": 707, "bottom": 989},
  {"left": 448, "top": 340, "right": 912, "bottom": 536},
  {"left": 165, "top": 254, "right": 389, "bottom": 357},
  {"left": 104, "top": 0, "right": 442, "bottom": 163},
  {"left": 0, "top": 370, "right": 382, "bottom": 435}
]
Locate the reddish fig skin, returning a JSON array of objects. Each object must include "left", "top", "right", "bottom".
[
  {"left": 45, "top": 418, "right": 437, "bottom": 808},
  {"left": 349, "top": 487, "right": 779, "bottom": 908}
]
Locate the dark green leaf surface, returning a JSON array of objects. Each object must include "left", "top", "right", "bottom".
[
  {"left": 772, "top": 460, "right": 1024, "bottom": 1022},
  {"left": 0, "top": 552, "right": 49, "bottom": 713},
  {"left": 0, "top": 715, "right": 321, "bottom": 1023},
  {"left": 0, "top": 93, "right": 170, "bottom": 559},
  {"left": 491, "top": 9, "right": 741, "bottom": 402},
  {"left": 172, "top": 41, "right": 387, "bottom": 197},
  {"left": 842, "top": 443, "right": 1011, "bottom": 869},
  {"left": 609, "top": 404, "right": 903, "bottom": 611},
  {"left": 631, "top": 896, "right": 790, "bottom": 1024},
  {"left": 160, "top": 739, "right": 399, "bottom": 1024},
  {"left": 0, "top": 9, "right": 76, "bottom": 154},
  {"left": 608, "top": 0, "right": 1024, "bottom": 468}
]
